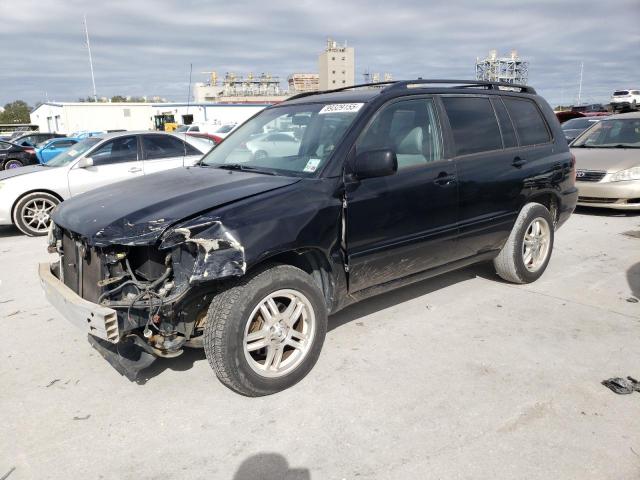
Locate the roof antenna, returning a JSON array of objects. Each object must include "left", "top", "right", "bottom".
[
  {"left": 83, "top": 14, "right": 98, "bottom": 102},
  {"left": 183, "top": 62, "right": 193, "bottom": 167}
]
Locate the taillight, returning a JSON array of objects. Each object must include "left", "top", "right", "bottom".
[
  {"left": 211, "top": 135, "right": 223, "bottom": 144},
  {"left": 24, "top": 148, "right": 35, "bottom": 154}
]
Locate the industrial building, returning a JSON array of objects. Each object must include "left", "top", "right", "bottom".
[
  {"left": 193, "top": 72, "right": 289, "bottom": 103},
  {"left": 318, "top": 39, "right": 355, "bottom": 90},
  {"left": 288, "top": 73, "right": 320, "bottom": 94},
  {"left": 30, "top": 102, "right": 268, "bottom": 134},
  {"left": 475, "top": 50, "right": 529, "bottom": 85}
]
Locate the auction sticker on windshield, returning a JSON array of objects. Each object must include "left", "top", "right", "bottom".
[
  {"left": 319, "top": 103, "right": 364, "bottom": 114},
  {"left": 303, "top": 158, "right": 321, "bottom": 173}
]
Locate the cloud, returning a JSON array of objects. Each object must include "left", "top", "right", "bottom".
[{"left": 0, "top": 0, "right": 638, "bottom": 107}]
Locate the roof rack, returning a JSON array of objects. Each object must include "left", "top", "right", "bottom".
[
  {"left": 384, "top": 79, "right": 536, "bottom": 94},
  {"left": 287, "top": 81, "right": 396, "bottom": 101},
  {"left": 286, "top": 79, "right": 535, "bottom": 102}
]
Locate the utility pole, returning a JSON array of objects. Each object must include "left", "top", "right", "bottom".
[
  {"left": 577, "top": 61, "right": 584, "bottom": 106},
  {"left": 84, "top": 14, "right": 98, "bottom": 102}
]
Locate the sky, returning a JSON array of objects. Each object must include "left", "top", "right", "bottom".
[{"left": 1, "top": 0, "right": 639, "bottom": 108}]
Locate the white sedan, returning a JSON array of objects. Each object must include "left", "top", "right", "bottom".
[{"left": 0, "top": 131, "right": 211, "bottom": 236}]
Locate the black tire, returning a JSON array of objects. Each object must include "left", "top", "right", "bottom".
[
  {"left": 13, "top": 192, "right": 60, "bottom": 236},
  {"left": 203, "top": 264, "right": 328, "bottom": 396},
  {"left": 4, "top": 158, "right": 24, "bottom": 170},
  {"left": 493, "top": 203, "right": 555, "bottom": 284}
]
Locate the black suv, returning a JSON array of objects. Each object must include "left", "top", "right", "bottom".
[{"left": 40, "top": 80, "right": 578, "bottom": 396}]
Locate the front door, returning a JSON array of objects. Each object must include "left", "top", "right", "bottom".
[
  {"left": 67, "top": 135, "right": 143, "bottom": 196},
  {"left": 345, "top": 97, "right": 460, "bottom": 292}
]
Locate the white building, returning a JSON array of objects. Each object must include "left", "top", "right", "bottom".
[
  {"left": 30, "top": 102, "right": 270, "bottom": 134},
  {"left": 318, "top": 39, "right": 355, "bottom": 90}
]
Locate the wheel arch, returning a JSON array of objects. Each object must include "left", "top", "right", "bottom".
[
  {"left": 524, "top": 191, "right": 560, "bottom": 225},
  {"left": 11, "top": 189, "right": 64, "bottom": 223},
  {"left": 246, "top": 248, "right": 336, "bottom": 312}
]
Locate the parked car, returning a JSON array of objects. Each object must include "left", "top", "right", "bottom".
[
  {"left": 211, "top": 123, "right": 238, "bottom": 139},
  {"left": 69, "top": 130, "right": 105, "bottom": 139},
  {"left": 562, "top": 117, "right": 603, "bottom": 143},
  {"left": 11, "top": 132, "right": 65, "bottom": 147},
  {"left": 245, "top": 131, "right": 299, "bottom": 159},
  {"left": 610, "top": 89, "right": 640, "bottom": 112},
  {"left": 175, "top": 125, "right": 201, "bottom": 133},
  {"left": 0, "top": 131, "right": 210, "bottom": 236},
  {"left": 39, "top": 79, "right": 577, "bottom": 396},
  {"left": 555, "top": 110, "right": 585, "bottom": 124},
  {"left": 571, "top": 111, "right": 640, "bottom": 209},
  {"left": 0, "top": 140, "right": 37, "bottom": 169},
  {"left": 35, "top": 137, "right": 80, "bottom": 163},
  {"left": 186, "top": 132, "right": 221, "bottom": 146}
]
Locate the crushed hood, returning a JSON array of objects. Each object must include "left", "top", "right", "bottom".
[
  {"left": 571, "top": 147, "right": 640, "bottom": 173},
  {"left": 52, "top": 166, "right": 301, "bottom": 246},
  {"left": 0, "top": 165, "right": 46, "bottom": 180}
]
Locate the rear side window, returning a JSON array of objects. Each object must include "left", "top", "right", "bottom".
[
  {"left": 502, "top": 98, "right": 551, "bottom": 146},
  {"left": 492, "top": 98, "right": 517, "bottom": 148},
  {"left": 142, "top": 135, "right": 199, "bottom": 159},
  {"left": 442, "top": 97, "right": 502, "bottom": 155}
]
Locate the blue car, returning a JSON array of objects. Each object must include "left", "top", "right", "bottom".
[{"left": 35, "top": 137, "right": 80, "bottom": 163}]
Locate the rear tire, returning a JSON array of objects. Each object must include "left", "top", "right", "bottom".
[
  {"left": 13, "top": 192, "right": 59, "bottom": 236},
  {"left": 493, "top": 203, "right": 554, "bottom": 284},
  {"left": 203, "top": 264, "right": 327, "bottom": 396},
  {"left": 4, "top": 158, "right": 24, "bottom": 169}
]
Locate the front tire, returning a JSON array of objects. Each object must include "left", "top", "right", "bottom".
[
  {"left": 493, "top": 203, "right": 554, "bottom": 284},
  {"left": 13, "top": 192, "right": 59, "bottom": 236},
  {"left": 203, "top": 264, "right": 328, "bottom": 396}
]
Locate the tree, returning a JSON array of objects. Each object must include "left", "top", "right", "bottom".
[
  {"left": 110, "top": 95, "right": 127, "bottom": 102},
  {"left": 0, "top": 100, "right": 31, "bottom": 123}
]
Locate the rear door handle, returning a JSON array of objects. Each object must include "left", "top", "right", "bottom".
[
  {"left": 129, "top": 167, "right": 142, "bottom": 173},
  {"left": 512, "top": 157, "right": 527, "bottom": 168},
  {"left": 433, "top": 172, "right": 456, "bottom": 186}
]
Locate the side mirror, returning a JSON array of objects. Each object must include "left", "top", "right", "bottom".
[
  {"left": 352, "top": 149, "right": 398, "bottom": 180},
  {"left": 77, "top": 157, "right": 94, "bottom": 168}
]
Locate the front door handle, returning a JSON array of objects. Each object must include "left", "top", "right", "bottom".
[
  {"left": 512, "top": 157, "right": 527, "bottom": 168},
  {"left": 433, "top": 172, "right": 456, "bottom": 186},
  {"left": 129, "top": 167, "right": 142, "bottom": 173}
]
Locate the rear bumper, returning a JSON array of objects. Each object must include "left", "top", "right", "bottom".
[
  {"left": 557, "top": 187, "right": 579, "bottom": 228},
  {"left": 38, "top": 262, "right": 120, "bottom": 342},
  {"left": 576, "top": 180, "right": 640, "bottom": 210}
]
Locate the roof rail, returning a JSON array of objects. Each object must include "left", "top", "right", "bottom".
[
  {"left": 286, "top": 81, "right": 396, "bottom": 101},
  {"left": 384, "top": 79, "right": 536, "bottom": 94},
  {"left": 285, "top": 79, "right": 536, "bottom": 102}
]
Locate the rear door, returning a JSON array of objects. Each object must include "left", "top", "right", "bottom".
[
  {"left": 345, "top": 96, "right": 460, "bottom": 292},
  {"left": 141, "top": 134, "right": 202, "bottom": 174},
  {"left": 441, "top": 95, "right": 528, "bottom": 258},
  {"left": 67, "top": 135, "right": 143, "bottom": 196}
]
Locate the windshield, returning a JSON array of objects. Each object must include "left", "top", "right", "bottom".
[
  {"left": 573, "top": 118, "right": 640, "bottom": 148},
  {"left": 200, "top": 103, "right": 363, "bottom": 176},
  {"left": 562, "top": 118, "right": 599, "bottom": 130},
  {"left": 46, "top": 137, "right": 102, "bottom": 166}
]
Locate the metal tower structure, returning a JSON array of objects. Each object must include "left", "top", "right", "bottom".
[{"left": 475, "top": 50, "right": 529, "bottom": 85}]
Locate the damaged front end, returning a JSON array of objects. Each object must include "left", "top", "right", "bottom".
[{"left": 41, "top": 218, "right": 246, "bottom": 380}]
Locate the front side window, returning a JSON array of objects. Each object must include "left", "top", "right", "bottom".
[
  {"left": 357, "top": 98, "right": 443, "bottom": 169},
  {"left": 442, "top": 96, "right": 502, "bottom": 155},
  {"left": 142, "top": 135, "right": 195, "bottom": 159},
  {"left": 572, "top": 119, "right": 640, "bottom": 148},
  {"left": 200, "top": 102, "right": 362, "bottom": 176},
  {"left": 90, "top": 136, "right": 138, "bottom": 165},
  {"left": 502, "top": 97, "right": 551, "bottom": 146}
]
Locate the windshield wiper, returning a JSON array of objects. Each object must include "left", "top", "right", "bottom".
[{"left": 215, "top": 164, "right": 278, "bottom": 175}]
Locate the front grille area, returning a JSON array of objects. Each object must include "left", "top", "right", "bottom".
[
  {"left": 61, "top": 230, "right": 104, "bottom": 303},
  {"left": 576, "top": 169, "right": 606, "bottom": 182},
  {"left": 578, "top": 196, "right": 617, "bottom": 204}
]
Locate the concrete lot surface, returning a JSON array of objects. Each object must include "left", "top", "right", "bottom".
[{"left": 1, "top": 208, "right": 639, "bottom": 480}]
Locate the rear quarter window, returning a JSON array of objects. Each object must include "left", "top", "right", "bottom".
[
  {"left": 502, "top": 97, "right": 551, "bottom": 146},
  {"left": 442, "top": 96, "right": 502, "bottom": 155}
]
